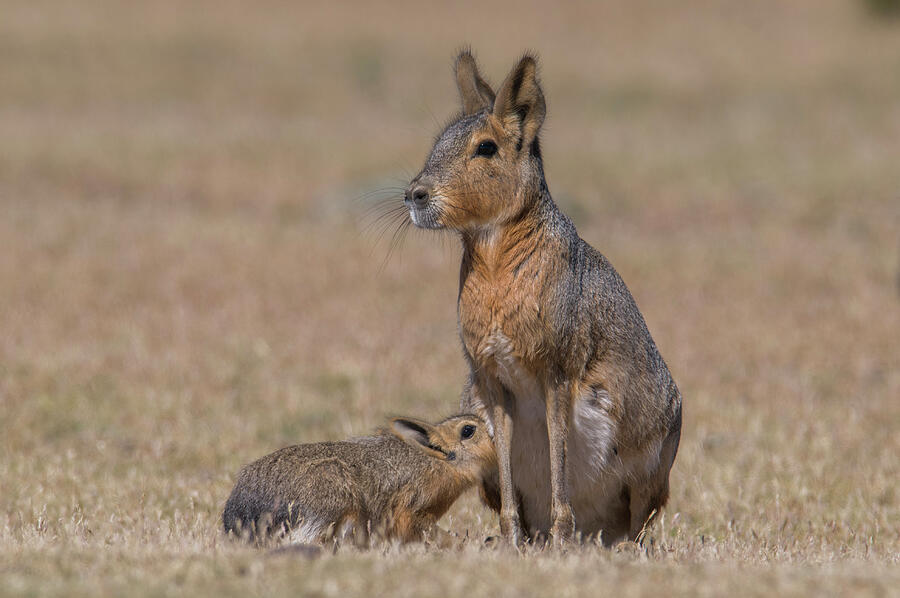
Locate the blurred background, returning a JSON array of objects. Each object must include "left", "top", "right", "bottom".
[{"left": 1, "top": 0, "right": 898, "bottom": 594}]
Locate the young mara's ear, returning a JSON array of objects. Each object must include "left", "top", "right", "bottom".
[
  {"left": 493, "top": 54, "right": 546, "bottom": 152},
  {"left": 455, "top": 51, "right": 495, "bottom": 115},
  {"left": 390, "top": 418, "right": 446, "bottom": 460}
]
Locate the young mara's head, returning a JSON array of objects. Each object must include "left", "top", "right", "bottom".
[
  {"left": 390, "top": 414, "right": 496, "bottom": 483},
  {"left": 405, "top": 51, "right": 547, "bottom": 232}
]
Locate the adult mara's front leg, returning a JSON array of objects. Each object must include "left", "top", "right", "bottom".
[
  {"left": 546, "top": 381, "right": 576, "bottom": 546},
  {"left": 477, "top": 373, "right": 524, "bottom": 547}
]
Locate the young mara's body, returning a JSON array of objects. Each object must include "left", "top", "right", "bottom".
[
  {"left": 404, "top": 52, "right": 682, "bottom": 546},
  {"left": 223, "top": 414, "right": 495, "bottom": 546}
]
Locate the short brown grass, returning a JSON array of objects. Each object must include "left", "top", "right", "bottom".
[{"left": 1, "top": 1, "right": 898, "bottom": 596}]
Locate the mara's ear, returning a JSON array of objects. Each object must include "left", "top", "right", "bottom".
[
  {"left": 455, "top": 50, "right": 495, "bottom": 115},
  {"left": 493, "top": 54, "right": 546, "bottom": 152},
  {"left": 390, "top": 418, "right": 447, "bottom": 460}
]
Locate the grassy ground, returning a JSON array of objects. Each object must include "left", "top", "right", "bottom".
[{"left": 1, "top": 0, "right": 898, "bottom": 595}]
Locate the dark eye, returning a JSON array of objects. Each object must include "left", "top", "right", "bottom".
[
  {"left": 474, "top": 140, "right": 497, "bottom": 158},
  {"left": 460, "top": 424, "right": 476, "bottom": 440}
]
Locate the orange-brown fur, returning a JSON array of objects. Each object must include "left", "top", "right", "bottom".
[{"left": 405, "top": 51, "right": 683, "bottom": 546}]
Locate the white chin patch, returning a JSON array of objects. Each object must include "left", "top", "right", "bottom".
[{"left": 409, "top": 208, "right": 441, "bottom": 229}]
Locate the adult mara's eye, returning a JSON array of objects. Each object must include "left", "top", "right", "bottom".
[
  {"left": 474, "top": 140, "right": 498, "bottom": 158},
  {"left": 460, "top": 424, "right": 476, "bottom": 440}
]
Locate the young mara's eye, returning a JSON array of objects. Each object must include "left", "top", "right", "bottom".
[
  {"left": 474, "top": 140, "right": 498, "bottom": 158},
  {"left": 460, "top": 424, "right": 476, "bottom": 440}
]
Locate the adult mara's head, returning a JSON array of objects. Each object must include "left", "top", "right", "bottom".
[{"left": 405, "top": 51, "right": 548, "bottom": 231}]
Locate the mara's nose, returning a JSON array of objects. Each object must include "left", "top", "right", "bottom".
[{"left": 405, "top": 184, "right": 431, "bottom": 208}]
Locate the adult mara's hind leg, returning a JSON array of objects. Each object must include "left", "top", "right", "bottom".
[{"left": 627, "top": 417, "right": 681, "bottom": 541}]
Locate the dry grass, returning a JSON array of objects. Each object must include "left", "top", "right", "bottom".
[{"left": 1, "top": 0, "right": 898, "bottom": 596}]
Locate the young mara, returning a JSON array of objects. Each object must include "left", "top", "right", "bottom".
[{"left": 223, "top": 414, "right": 496, "bottom": 546}]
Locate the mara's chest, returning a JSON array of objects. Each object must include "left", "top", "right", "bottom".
[{"left": 458, "top": 272, "right": 547, "bottom": 375}]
